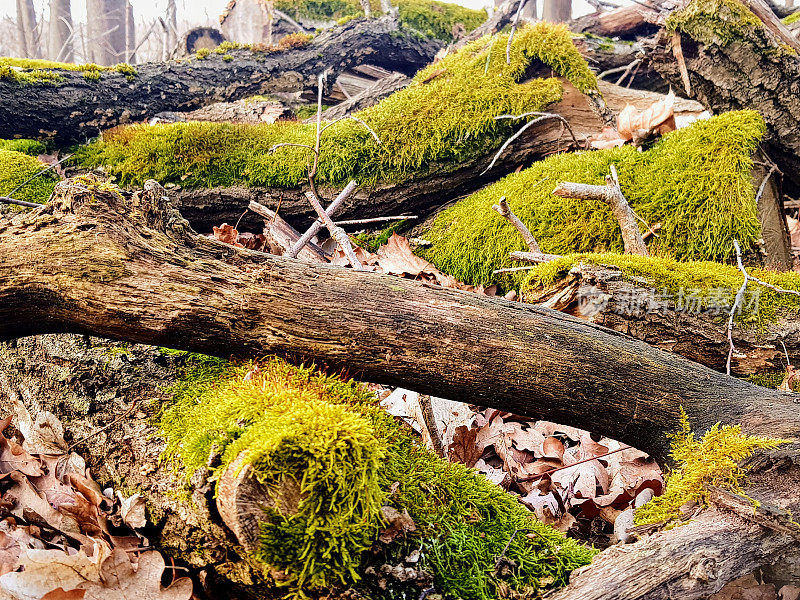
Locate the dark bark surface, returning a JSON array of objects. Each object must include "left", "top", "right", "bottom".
[
  {"left": 2, "top": 177, "right": 800, "bottom": 464},
  {"left": 0, "top": 16, "right": 441, "bottom": 144}
]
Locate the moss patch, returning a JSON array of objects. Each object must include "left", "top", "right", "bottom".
[
  {"left": 160, "top": 358, "right": 596, "bottom": 599},
  {"left": 634, "top": 409, "right": 786, "bottom": 526},
  {"left": 273, "top": 0, "right": 486, "bottom": 41},
  {"left": 522, "top": 252, "right": 800, "bottom": 325},
  {"left": 783, "top": 10, "right": 800, "bottom": 25},
  {"left": 0, "top": 139, "right": 48, "bottom": 156},
  {"left": 0, "top": 150, "right": 58, "bottom": 205},
  {"left": 421, "top": 111, "right": 765, "bottom": 281},
  {"left": 0, "top": 57, "right": 136, "bottom": 85},
  {"left": 667, "top": 0, "right": 793, "bottom": 56},
  {"left": 75, "top": 22, "right": 596, "bottom": 190}
]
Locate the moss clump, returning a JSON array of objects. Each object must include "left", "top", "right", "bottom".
[
  {"left": 783, "top": 10, "right": 800, "bottom": 25},
  {"left": 160, "top": 358, "right": 595, "bottom": 599},
  {"left": 667, "top": 0, "right": 793, "bottom": 56},
  {"left": 195, "top": 48, "right": 211, "bottom": 59},
  {"left": 0, "top": 65, "right": 63, "bottom": 85},
  {"left": 76, "top": 22, "right": 596, "bottom": 190},
  {"left": 0, "top": 150, "right": 58, "bottom": 205},
  {"left": 422, "top": 111, "right": 765, "bottom": 283},
  {"left": 273, "top": 0, "right": 485, "bottom": 41},
  {"left": 522, "top": 251, "right": 800, "bottom": 325},
  {"left": 0, "top": 139, "right": 47, "bottom": 156},
  {"left": 0, "top": 57, "right": 138, "bottom": 84},
  {"left": 634, "top": 409, "right": 786, "bottom": 526}
]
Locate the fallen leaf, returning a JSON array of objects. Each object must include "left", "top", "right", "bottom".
[
  {"left": 212, "top": 224, "right": 241, "bottom": 247},
  {"left": 12, "top": 401, "right": 67, "bottom": 455},
  {"left": 378, "top": 506, "right": 416, "bottom": 543},
  {"left": 541, "top": 437, "right": 565, "bottom": 461},
  {"left": 0, "top": 417, "right": 43, "bottom": 478},
  {"left": 77, "top": 549, "right": 193, "bottom": 600},
  {"left": 617, "top": 89, "right": 676, "bottom": 143},
  {"left": 447, "top": 426, "right": 482, "bottom": 468},
  {"left": 40, "top": 590, "right": 86, "bottom": 600},
  {"left": 116, "top": 492, "right": 146, "bottom": 530},
  {"left": 0, "top": 548, "right": 105, "bottom": 600}
]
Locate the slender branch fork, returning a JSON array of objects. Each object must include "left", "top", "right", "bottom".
[
  {"left": 727, "top": 239, "right": 800, "bottom": 375},
  {"left": 269, "top": 72, "right": 382, "bottom": 270}
]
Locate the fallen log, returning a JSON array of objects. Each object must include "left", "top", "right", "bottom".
[
  {"left": 3, "top": 176, "right": 800, "bottom": 462},
  {"left": 4, "top": 178, "right": 800, "bottom": 597},
  {"left": 646, "top": 0, "right": 800, "bottom": 190},
  {"left": 570, "top": 4, "right": 659, "bottom": 39},
  {"left": 0, "top": 16, "right": 441, "bottom": 144}
]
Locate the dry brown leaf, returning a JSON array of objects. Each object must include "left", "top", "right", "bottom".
[
  {"left": 617, "top": 89, "right": 676, "bottom": 143},
  {"left": 76, "top": 549, "right": 193, "bottom": 600},
  {"left": 211, "top": 223, "right": 240, "bottom": 247},
  {"left": 116, "top": 493, "right": 146, "bottom": 530},
  {"left": 447, "top": 426, "right": 482, "bottom": 468},
  {"left": 578, "top": 433, "right": 608, "bottom": 460},
  {"left": 541, "top": 437, "right": 565, "bottom": 461},
  {"left": 41, "top": 589, "right": 86, "bottom": 600},
  {"left": 779, "top": 365, "right": 799, "bottom": 392},
  {"left": 376, "top": 234, "right": 438, "bottom": 277},
  {"left": 589, "top": 125, "right": 627, "bottom": 150},
  {"left": 11, "top": 401, "right": 67, "bottom": 455},
  {"left": 378, "top": 507, "right": 416, "bottom": 544},
  {"left": 0, "top": 417, "right": 43, "bottom": 478},
  {"left": 0, "top": 547, "right": 106, "bottom": 600},
  {"left": 510, "top": 427, "right": 545, "bottom": 455},
  {"left": 787, "top": 215, "right": 800, "bottom": 249}
]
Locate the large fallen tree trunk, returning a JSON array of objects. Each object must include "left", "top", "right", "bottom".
[
  {"left": 3, "top": 178, "right": 800, "bottom": 598},
  {"left": 0, "top": 16, "right": 441, "bottom": 144}
]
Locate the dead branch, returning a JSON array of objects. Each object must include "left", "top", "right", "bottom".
[
  {"left": 288, "top": 180, "right": 357, "bottom": 257},
  {"left": 492, "top": 196, "right": 541, "bottom": 253},
  {"left": 552, "top": 166, "right": 648, "bottom": 256}
]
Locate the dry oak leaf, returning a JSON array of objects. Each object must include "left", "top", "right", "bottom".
[
  {"left": 212, "top": 223, "right": 242, "bottom": 247},
  {"left": 76, "top": 549, "right": 193, "bottom": 600},
  {"left": 447, "top": 426, "right": 482, "bottom": 468},
  {"left": 617, "top": 89, "right": 676, "bottom": 142},
  {"left": 116, "top": 492, "right": 146, "bottom": 530},
  {"left": 0, "top": 417, "right": 42, "bottom": 478},
  {"left": 0, "top": 548, "right": 106, "bottom": 600},
  {"left": 40, "top": 590, "right": 86, "bottom": 600}
]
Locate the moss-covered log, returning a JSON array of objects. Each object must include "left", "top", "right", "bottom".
[
  {"left": 4, "top": 177, "right": 800, "bottom": 598},
  {"left": 3, "top": 175, "right": 800, "bottom": 463},
  {"left": 647, "top": 0, "right": 800, "bottom": 191},
  {"left": 0, "top": 17, "right": 441, "bottom": 144}
]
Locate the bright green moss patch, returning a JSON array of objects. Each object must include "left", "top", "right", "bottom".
[
  {"left": 76, "top": 22, "right": 596, "bottom": 189},
  {"left": 161, "top": 358, "right": 595, "bottom": 599},
  {"left": 0, "top": 139, "right": 47, "bottom": 156},
  {"left": 0, "top": 150, "right": 58, "bottom": 205},
  {"left": 784, "top": 10, "right": 800, "bottom": 25},
  {"left": 0, "top": 57, "right": 136, "bottom": 84},
  {"left": 523, "top": 252, "right": 800, "bottom": 325},
  {"left": 634, "top": 409, "right": 786, "bottom": 526},
  {"left": 422, "top": 111, "right": 765, "bottom": 283}
]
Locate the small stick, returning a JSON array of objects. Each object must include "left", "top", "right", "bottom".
[
  {"left": 727, "top": 239, "right": 800, "bottom": 375},
  {"left": 289, "top": 180, "right": 358, "bottom": 258},
  {"left": 305, "top": 191, "right": 363, "bottom": 269},
  {"left": 509, "top": 250, "right": 562, "bottom": 263},
  {"left": 505, "top": 0, "right": 526, "bottom": 65},
  {"left": 417, "top": 394, "right": 444, "bottom": 457},
  {"left": 0, "top": 196, "right": 41, "bottom": 208},
  {"left": 754, "top": 164, "right": 778, "bottom": 205},
  {"left": 553, "top": 165, "right": 648, "bottom": 256},
  {"left": 333, "top": 215, "right": 416, "bottom": 226},
  {"left": 6, "top": 153, "right": 72, "bottom": 199},
  {"left": 68, "top": 400, "right": 138, "bottom": 451},
  {"left": 492, "top": 265, "right": 540, "bottom": 275},
  {"left": 492, "top": 196, "right": 540, "bottom": 253}
]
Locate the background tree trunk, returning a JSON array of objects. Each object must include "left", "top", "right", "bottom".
[
  {"left": 16, "top": 0, "right": 41, "bottom": 58},
  {"left": 86, "top": 0, "right": 127, "bottom": 65},
  {"left": 47, "top": 0, "right": 73, "bottom": 62},
  {"left": 542, "top": 0, "right": 571, "bottom": 22}
]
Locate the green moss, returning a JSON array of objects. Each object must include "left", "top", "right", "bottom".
[
  {"left": 667, "top": 0, "right": 793, "bottom": 56},
  {"left": 745, "top": 371, "right": 792, "bottom": 390},
  {"left": 221, "top": 54, "right": 234, "bottom": 62},
  {"left": 0, "top": 139, "right": 47, "bottom": 156},
  {"left": 421, "top": 111, "right": 765, "bottom": 283},
  {"left": 195, "top": 48, "right": 210, "bottom": 59},
  {"left": 160, "top": 359, "right": 595, "bottom": 599},
  {"left": 0, "top": 57, "right": 137, "bottom": 85},
  {"left": 634, "top": 408, "right": 786, "bottom": 526},
  {"left": 351, "top": 219, "right": 409, "bottom": 252},
  {"left": 0, "top": 150, "right": 58, "bottom": 205},
  {"left": 76, "top": 23, "right": 597, "bottom": 190},
  {"left": 273, "top": 0, "right": 485, "bottom": 41},
  {"left": 82, "top": 69, "right": 102, "bottom": 81},
  {"left": 522, "top": 252, "right": 800, "bottom": 325},
  {"left": 0, "top": 65, "right": 63, "bottom": 85},
  {"left": 783, "top": 10, "right": 800, "bottom": 25}
]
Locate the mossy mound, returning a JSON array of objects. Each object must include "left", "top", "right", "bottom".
[
  {"left": 75, "top": 22, "right": 597, "bottom": 189},
  {"left": 0, "top": 139, "right": 47, "bottom": 156},
  {"left": 634, "top": 409, "right": 785, "bottom": 527},
  {"left": 0, "top": 150, "right": 58, "bottom": 205},
  {"left": 421, "top": 110, "right": 765, "bottom": 280},
  {"left": 783, "top": 10, "right": 800, "bottom": 25},
  {"left": 522, "top": 252, "right": 800, "bottom": 325},
  {"left": 160, "top": 357, "right": 596, "bottom": 599},
  {"left": 274, "top": 0, "right": 486, "bottom": 41}
]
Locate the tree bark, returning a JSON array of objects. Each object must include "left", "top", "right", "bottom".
[
  {"left": 47, "top": 0, "right": 73, "bottom": 62},
  {"left": 86, "top": 0, "right": 126, "bottom": 65},
  {"left": 2, "top": 177, "right": 800, "bottom": 465},
  {"left": 542, "top": 0, "right": 571, "bottom": 22},
  {"left": 647, "top": 2, "right": 800, "bottom": 192},
  {"left": 0, "top": 17, "right": 441, "bottom": 144},
  {"left": 570, "top": 4, "right": 658, "bottom": 39}
]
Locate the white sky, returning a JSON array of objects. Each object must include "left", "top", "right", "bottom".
[{"left": 0, "top": 0, "right": 633, "bottom": 25}]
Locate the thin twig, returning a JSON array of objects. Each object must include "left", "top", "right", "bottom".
[
  {"left": 6, "top": 153, "right": 72, "bottom": 199},
  {"left": 0, "top": 196, "right": 41, "bottom": 208},
  {"left": 492, "top": 196, "right": 540, "bottom": 252},
  {"left": 68, "top": 400, "right": 138, "bottom": 451},
  {"left": 334, "top": 215, "right": 416, "bottom": 226},
  {"left": 754, "top": 164, "right": 778, "bottom": 205},
  {"left": 481, "top": 113, "right": 579, "bottom": 176},
  {"left": 727, "top": 239, "right": 800, "bottom": 375},
  {"left": 492, "top": 265, "right": 539, "bottom": 274},
  {"left": 319, "top": 115, "right": 381, "bottom": 144},
  {"left": 509, "top": 250, "right": 562, "bottom": 263},
  {"left": 289, "top": 180, "right": 358, "bottom": 258},
  {"left": 517, "top": 444, "right": 632, "bottom": 482},
  {"left": 506, "top": 0, "right": 526, "bottom": 64}
]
